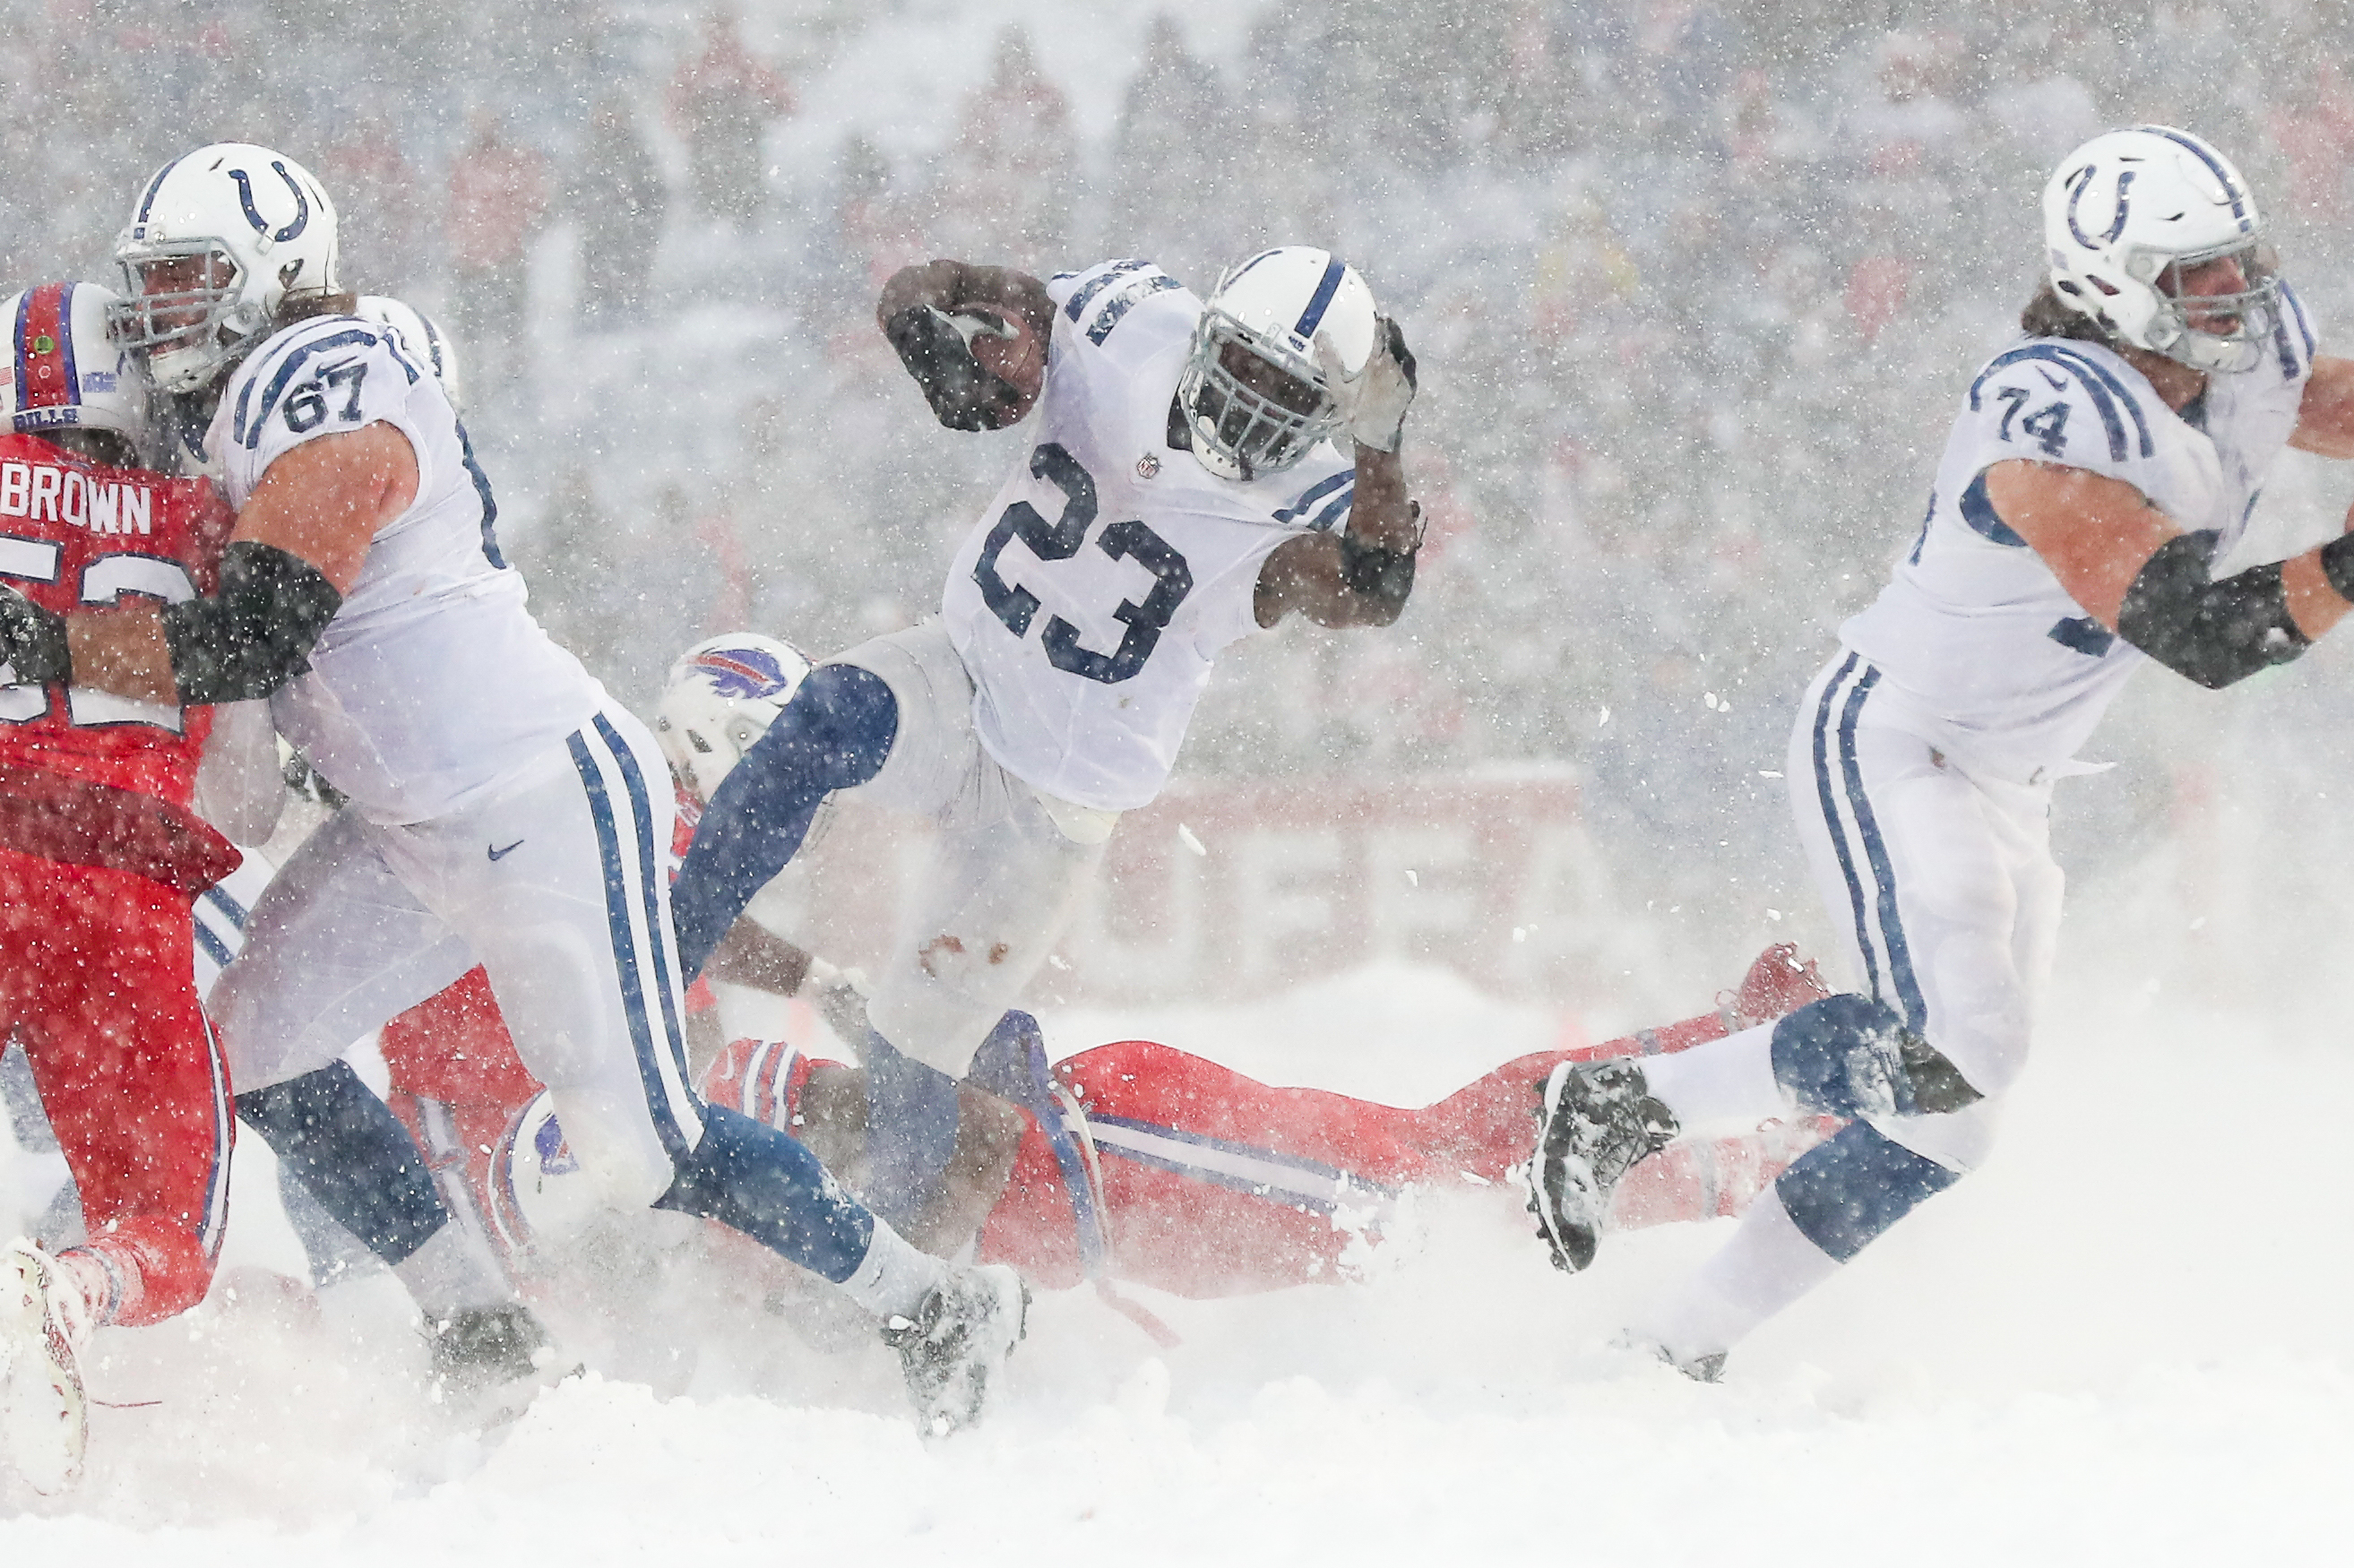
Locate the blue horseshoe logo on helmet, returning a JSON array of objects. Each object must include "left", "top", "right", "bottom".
[
  {"left": 2065, "top": 165, "right": 2134, "bottom": 249},
  {"left": 229, "top": 160, "right": 310, "bottom": 244}
]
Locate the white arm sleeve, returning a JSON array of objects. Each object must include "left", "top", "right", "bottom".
[{"left": 193, "top": 699, "right": 286, "bottom": 847}]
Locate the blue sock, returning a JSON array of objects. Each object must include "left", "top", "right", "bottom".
[
  {"left": 654, "top": 1103, "right": 876, "bottom": 1282},
  {"left": 1772, "top": 1118, "right": 1962, "bottom": 1262},
  {"left": 670, "top": 663, "right": 898, "bottom": 977},
  {"left": 236, "top": 1063, "right": 449, "bottom": 1266},
  {"left": 860, "top": 1030, "right": 963, "bottom": 1228}
]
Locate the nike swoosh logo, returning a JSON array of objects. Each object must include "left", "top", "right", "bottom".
[
  {"left": 2039, "top": 367, "right": 2068, "bottom": 390},
  {"left": 487, "top": 840, "right": 524, "bottom": 861}
]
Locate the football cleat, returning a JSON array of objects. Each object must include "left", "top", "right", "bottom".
[
  {"left": 882, "top": 1263, "right": 1029, "bottom": 1438},
  {"left": 1620, "top": 1332, "right": 1726, "bottom": 1383},
  {"left": 0, "top": 1239, "right": 91, "bottom": 1495},
  {"left": 1527, "top": 1062, "right": 1680, "bottom": 1274},
  {"left": 424, "top": 1300, "right": 573, "bottom": 1424},
  {"left": 1723, "top": 942, "right": 1833, "bottom": 1031}
]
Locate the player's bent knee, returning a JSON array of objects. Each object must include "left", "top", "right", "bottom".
[
  {"left": 774, "top": 661, "right": 900, "bottom": 792},
  {"left": 1771, "top": 994, "right": 1986, "bottom": 1120}
]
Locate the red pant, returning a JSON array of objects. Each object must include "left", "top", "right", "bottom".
[
  {"left": 973, "top": 1039, "right": 1829, "bottom": 1297},
  {"left": 0, "top": 846, "right": 231, "bottom": 1323}
]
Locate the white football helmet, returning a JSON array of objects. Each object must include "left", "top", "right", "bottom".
[
  {"left": 2041, "top": 125, "right": 2281, "bottom": 375},
  {"left": 655, "top": 633, "right": 813, "bottom": 804},
  {"left": 485, "top": 1091, "right": 602, "bottom": 1256},
  {"left": 356, "top": 296, "right": 462, "bottom": 414},
  {"left": 1177, "top": 246, "right": 1377, "bottom": 480},
  {"left": 111, "top": 143, "right": 341, "bottom": 393},
  {"left": 3, "top": 281, "right": 144, "bottom": 447}
]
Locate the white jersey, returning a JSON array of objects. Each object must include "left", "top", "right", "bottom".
[
  {"left": 209, "top": 315, "right": 605, "bottom": 823},
  {"left": 940, "top": 259, "right": 1357, "bottom": 811},
  {"left": 1840, "top": 284, "right": 2318, "bottom": 780}
]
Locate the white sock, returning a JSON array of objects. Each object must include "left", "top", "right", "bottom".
[
  {"left": 834, "top": 1220, "right": 947, "bottom": 1322},
  {"left": 1628, "top": 1187, "right": 1842, "bottom": 1364},
  {"left": 1640, "top": 1021, "right": 1787, "bottom": 1133},
  {"left": 391, "top": 1222, "right": 517, "bottom": 1322}
]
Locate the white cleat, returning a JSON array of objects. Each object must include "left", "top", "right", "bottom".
[
  {"left": 0, "top": 1239, "right": 91, "bottom": 1495},
  {"left": 882, "top": 1263, "right": 1029, "bottom": 1439}
]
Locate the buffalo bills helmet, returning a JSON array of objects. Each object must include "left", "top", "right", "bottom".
[
  {"left": 356, "top": 295, "right": 462, "bottom": 414},
  {"left": 656, "top": 632, "right": 813, "bottom": 804},
  {"left": 3, "top": 281, "right": 145, "bottom": 457}
]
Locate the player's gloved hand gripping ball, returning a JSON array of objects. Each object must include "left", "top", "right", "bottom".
[
  {"left": 0, "top": 583, "right": 69, "bottom": 688},
  {"left": 884, "top": 305, "right": 1035, "bottom": 432},
  {"left": 1316, "top": 316, "right": 1418, "bottom": 452}
]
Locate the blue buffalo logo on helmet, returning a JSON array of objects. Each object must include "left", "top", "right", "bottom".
[
  {"left": 533, "top": 1108, "right": 579, "bottom": 1176},
  {"left": 691, "top": 644, "right": 792, "bottom": 701}
]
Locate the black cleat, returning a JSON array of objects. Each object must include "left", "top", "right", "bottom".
[
  {"left": 883, "top": 1264, "right": 1029, "bottom": 1438},
  {"left": 1526, "top": 1060, "right": 1679, "bottom": 1273},
  {"left": 425, "top": 1300, "right": 573, "bottom": 1421}
]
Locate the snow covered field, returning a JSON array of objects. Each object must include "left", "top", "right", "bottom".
[{"left": 7, "top": 919, "right": 2353, "bottom": 1564}]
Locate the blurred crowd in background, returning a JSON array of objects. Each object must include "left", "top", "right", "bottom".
[{"left": 5, "top": 0, "right": 2354, "bottom": 984}]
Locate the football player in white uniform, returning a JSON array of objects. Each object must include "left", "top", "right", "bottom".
[
  {"left": 0, "top": 144, "right": 1025, "bottom": 1434},
  {"left": 670, "top": 248, "right": 1425, "bottom": 1242},
  {"left": 1523, "top": 127, "right": 2354, "bottom": 1376}
]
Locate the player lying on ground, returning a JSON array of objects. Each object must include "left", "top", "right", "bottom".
[
  {"left": 339, "top": 638, "right": 1834, "bottom": 1314},
  {"left": 1525, "top": 125, "right": 2354, "bottom": 1380},
  {"left": 358, "top": 928, "right": 1835, "bottom": 1315},
  {"left": 0, "top": 145, "right": 1022, "bottom": 1436},
  {"left": 0, "top": 282, "right": 243, "bottom": 1494},
  {"left": 668, "top": 246, "right": 1425, "bottom": 1256}
]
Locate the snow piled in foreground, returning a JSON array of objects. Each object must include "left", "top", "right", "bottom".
[{"left": 7, "top": 947, "right": 2354, "bottom": 1562}]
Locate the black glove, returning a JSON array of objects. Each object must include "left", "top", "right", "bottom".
[
  {"left": 882, "top": 305, "right": 1029, "bottom": 432},
  {"left": 0, "top": 585, "right": 67, "bottom": 688}
]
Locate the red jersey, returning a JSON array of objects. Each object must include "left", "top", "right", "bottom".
[{"left": 0, "top": 431, "right": 234, "bottom": 805}]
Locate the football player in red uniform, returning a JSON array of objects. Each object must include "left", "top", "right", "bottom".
[
  {"left": 0, "top": 281, "right": 240, "bottom": 1493},
  {"left": 363, "top": 636, "right": 1835, "bottom": 1326}
]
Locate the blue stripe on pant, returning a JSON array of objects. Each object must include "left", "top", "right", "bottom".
[
  {"left": 565, "top": 719, "right": 882, "bottom": 1282},
  {"left": 592, "top": 712, "right": 695, "bottom": 1101},
  {"left": 1810, "top": 657, "right": 1929, "bottom": 1033},
  {"left": 1811, "top": 653, "right": 1881, "bottom": 1001},
  {"left": 1833, "top": 668, "right": 1929, "bottom": 1031},
  {"left": 1774, "top": 1118, "right": 1961, "bottom": 1262},
  {"left": 568, "top": 726, "right": 696, "bottom": 1159}
]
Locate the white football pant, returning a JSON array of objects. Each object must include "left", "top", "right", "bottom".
[
  {"left": 1789, "top": 651, "right": 2065, "bottom": 1171},
  {"left": 821, "top": 622, "right": 1111, "bottom": 1079},
  {"left": 211, "top": 704, "right": 702, "bottom": 1211}
]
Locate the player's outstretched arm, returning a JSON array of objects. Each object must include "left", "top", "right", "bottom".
[
  {"left": 876, "top": 260, "right": 1055, "bottom": 431},
  {"left": 1985, "top": 457, "right": 2354, "bottom": 686},
  {"left": 2289, "top": 354, "right": 2354, "bottom": 458}
]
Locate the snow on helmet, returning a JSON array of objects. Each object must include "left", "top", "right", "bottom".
[
  {"left": 356, "top": 295, "right": 462, "bottom": 414},
  {"left": 1177, "top": 246, "right": 1377, "bottom": 480},
  {"left": 3, "top": 281, "right": 144, "bottom": 445},
  {"left": 656, "top": 632, "right": 813, "bottom": 804},
  {"left": 2041, "top": 125, "right": 2281, "bottom": 375},
  {"left": 111, "top": 142, "right": 341, "bottom": 393}
]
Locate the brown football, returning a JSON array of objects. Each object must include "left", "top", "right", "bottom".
[{"left": 969, "top": 310, "right": 1046, "bottom": 406}]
